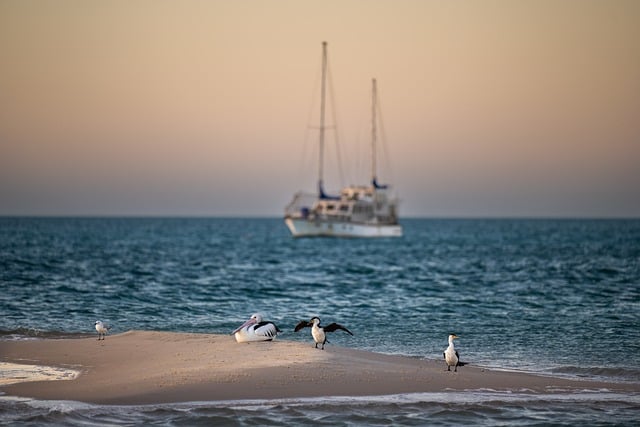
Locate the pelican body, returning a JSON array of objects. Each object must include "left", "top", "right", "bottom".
[
  {"left": 231, "top": 313, "right": 282, "bottom": 343},
  {"left": 444, "top": 333, "right": 466, "bottom": 372},
  {"left": 294, "top": 316, "right": 353, "bottom": 349},
  {"left": 94, "top": 320, "right": 111, "bottom": 340}
]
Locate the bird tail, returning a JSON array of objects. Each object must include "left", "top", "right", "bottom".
[{"left": 458, "top": 361, "right": 466, "bottom": 367}]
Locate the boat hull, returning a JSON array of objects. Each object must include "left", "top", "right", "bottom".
[{"left": 285, "top": 217, "right": 402, "bottom": 238}]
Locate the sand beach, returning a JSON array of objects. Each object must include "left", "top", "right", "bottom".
[{"left": 1, "top": 331, "right": 637, "bottom": 405}]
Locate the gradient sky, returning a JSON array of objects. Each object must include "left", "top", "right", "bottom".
[{"left": 1, "top": 0, "right": 639, "bottom": 217}]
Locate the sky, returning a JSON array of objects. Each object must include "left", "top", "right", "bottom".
[{"left": 1, "top": 0, "right": 639, "bottom": 217}]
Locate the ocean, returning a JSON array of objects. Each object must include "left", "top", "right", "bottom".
[{"left": 1, "top": 217, "right": 639, "bottom": 425}]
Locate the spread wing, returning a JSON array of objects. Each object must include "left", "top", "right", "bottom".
[
  {"left": 294, "top": 320, "right": 311, "bottom": 332},
  {"left": 324, "top": 323, "right": 353, "bottom": 335}
]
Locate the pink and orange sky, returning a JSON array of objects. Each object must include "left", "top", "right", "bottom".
[{"left": 1, "top": 0, "right": 639, "bottom": 217}]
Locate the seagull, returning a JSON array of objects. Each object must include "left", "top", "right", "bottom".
[
  {"left": 443, "top": 333, "right": 466, "bottom": 372},
  {"left": 294, "top": 316, "right": 353, "bottom": 350},
  {"left": 94, "top": 320, "right": 111, "bottom": 340},
  {"left": 231, "top": 313, "right": 282, "bottom": 343}
]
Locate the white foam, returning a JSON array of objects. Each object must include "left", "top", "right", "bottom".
[
  {"left": 0, "top": 362, "right": 79, "bottom": 386},
  {"left": 140, "top": 389, "right": 640, "bottom": 410}
]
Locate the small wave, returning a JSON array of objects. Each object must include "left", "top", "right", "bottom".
[
  {"left": 0, "top": 328, "right": 92, "bottom": 341},
  {"left": 549, "top": 365, "right": 640, "bottom": 383},
  {"left": 2, "top": 391, "right": 640, "bottom": 426}
]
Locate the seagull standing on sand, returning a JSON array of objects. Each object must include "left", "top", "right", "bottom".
[
  {"left": 231, "top": 313, "right": 282, "bottom": 343},
  {"left": 94, "top": 320, "right": 111, "bottom": 340},
  {"left": 294, "top": 317, "right": 353, "bottom": 350},
  {"left": 444, "top": 333, "right": 466, "bottom": 372}
]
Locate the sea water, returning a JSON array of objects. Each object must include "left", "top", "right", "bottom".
[{"left": 1, "top": 217, "right": 639, "bottom": 425}]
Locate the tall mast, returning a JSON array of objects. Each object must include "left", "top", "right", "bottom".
[
  {"left": 318, "top": 41, "right": 328, "bottom": 196},
  {"left": 371, "top": 78, "right": 377, "bottom": 186}
]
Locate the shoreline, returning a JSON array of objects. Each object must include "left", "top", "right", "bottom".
[{"left": 1, "top": 331, "right": 637, "bottom": 405}]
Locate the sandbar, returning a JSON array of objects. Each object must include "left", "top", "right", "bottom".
[{"left": 0, "top": 331, "right": 636, "bottom": 405}]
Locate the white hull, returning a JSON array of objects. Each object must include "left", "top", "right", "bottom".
[{"left": 285, "top": 217, "right": 402, "bottom": 238}]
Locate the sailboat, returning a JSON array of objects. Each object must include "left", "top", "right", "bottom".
[{"left": 284, "top": 42, "right": 402, "bottom": 238}]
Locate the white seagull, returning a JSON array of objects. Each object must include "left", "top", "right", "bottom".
[
  {"left": 94, "top": 320, "right": 111, "bottom": 340},
  {"left": 294, "top": 316, "right": 353, "bottom": 350},
  {"left": 231, "top": 313, "right": 282, "bottom": 343},
  {"left": 443, "top": 333, "right": 466, "bottom": 372}
]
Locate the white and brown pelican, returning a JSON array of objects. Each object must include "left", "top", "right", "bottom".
[
  {"left": 231, "top": 313, "right": 282, "bottom": 343},
  {"left": 94, "top": 320, "right": 111, "bottom": 340},
  {"left": 294, "top": 316, "right": 353, "bottom": 349},
  {"left": 444, "top": 333, "right": 466, "bottom": 372}
]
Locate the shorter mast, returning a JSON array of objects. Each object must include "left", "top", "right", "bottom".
[
  {"left": 371, "top": 78, "right": 387, "bottom": 189},
  {"left": 318, "top": 41, "right": 328, "bottom": 198},
  {"left": 371, "top": 78, "right": 377, "bottom": 187}
]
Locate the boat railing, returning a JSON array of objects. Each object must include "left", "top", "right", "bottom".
[{"left": 285, "top": 192, "right": 318, "bottom": 218}]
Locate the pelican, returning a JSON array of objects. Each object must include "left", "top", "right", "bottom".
[
  {"left": 294, "top": 316, "right": 353, "bottom": 349},
  {"left": 443, "top": 333, "right": 466, "bottom": 372},
  {"left": 231, "top": 313, "right": 282, "bottom": 343},
  {"left": 94, "top": 320, "right": 111, "bottom": 340}
]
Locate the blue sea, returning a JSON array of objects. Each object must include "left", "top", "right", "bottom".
[{"left": 1, "top": 217, "right": 639, "bottom": 425}]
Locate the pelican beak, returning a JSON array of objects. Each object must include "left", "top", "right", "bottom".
[{"left": 231, "top": 318, "right": 256, "bottom": 335}]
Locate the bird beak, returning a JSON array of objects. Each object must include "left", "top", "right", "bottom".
[{"left": 231, "top": 318, "right": 256, "bottom": 335}]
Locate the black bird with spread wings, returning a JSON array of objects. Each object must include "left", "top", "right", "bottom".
[{"left": 294, "top": 316, "right": 353, "bottom": 349}]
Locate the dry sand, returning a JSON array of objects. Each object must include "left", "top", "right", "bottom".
[{"left": 0, "top": 331, "right": 636, "bottom": 405}]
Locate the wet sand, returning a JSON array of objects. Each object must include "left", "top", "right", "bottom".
[{"left": 0, "top": 331, "right": 636, "bottom": 405}]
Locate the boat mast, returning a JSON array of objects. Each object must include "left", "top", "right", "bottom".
[
  {"left": 318, "top": 41, "right": 328, "bottom": 197},
  {"left": 371, "top": 78, "right": 377, "bottom": 186}
]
